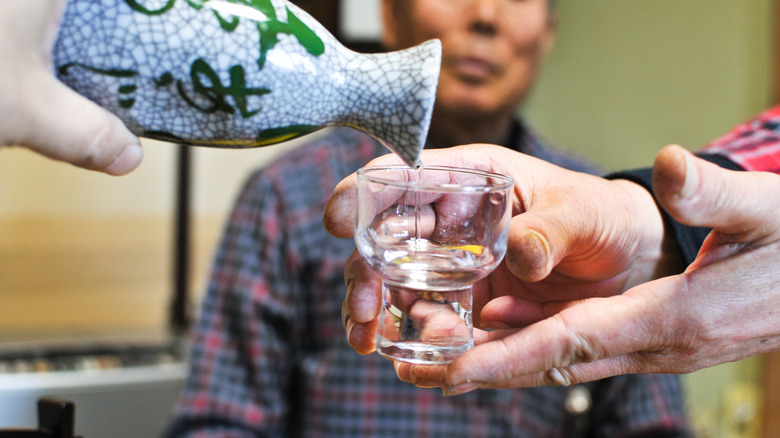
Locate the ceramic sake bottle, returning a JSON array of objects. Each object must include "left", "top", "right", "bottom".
[{"left": 52, "top": 0, "right": 441, "bottom": 168}]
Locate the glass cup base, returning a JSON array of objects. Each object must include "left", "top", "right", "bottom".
[
  {"left": 376, "top": 336, "right": 474, "bottom": 364},
  {"left": 374, "top": 282, "right": 473, "bottom": 364}
]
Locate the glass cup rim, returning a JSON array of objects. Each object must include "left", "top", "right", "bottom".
[{"left": 357, "top": 165, "right": 514, "bottom": 193}]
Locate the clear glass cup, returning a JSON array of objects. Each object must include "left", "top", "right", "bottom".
[{"left": 355, "top": 165, "right": 514, "bottom": 364}]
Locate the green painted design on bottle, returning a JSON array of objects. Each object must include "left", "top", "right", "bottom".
[
  {"left": 124, "top": 0, "right": 176, "bottom": 15},
  {"left": 61, "top": 57, "right": 272, "bottom": 118},
  {"left": 58, "top": 63, "right": 137, "bottom": 78},
  {"left": 258, "top": 124, "right": 318, "bottom": 139},
  {"left": 285, "top": 5, "right": 325, "bottom": 56},
  {"left": 177, "top": 58, "right": 271, "bottom": 117},
  {"left": 59, "top": 63, "right": 140, "bottom": 109},
  {"left": 154, "top": 72, "right": 175, "bottom": 87},
  {"left": 247, "top": 0, "right": 325, "bottom": 68},
  {"left": 124, "top": 0, "right": 324, "bottom": 68},
  {"left": 142, "top": 130, "right": 185, "bottom": 143}
]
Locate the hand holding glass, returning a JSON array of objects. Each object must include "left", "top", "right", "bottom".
[{"left": 355, "top": 166, "right": 513, "bottom": 364}]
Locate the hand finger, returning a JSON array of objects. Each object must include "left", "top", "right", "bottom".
[
  {"left": 341, "top": 270, "right": 378, "bottom": 355},
  {"left": 344, "top": 250, "right": 383, "bottom": 323},
  {"left": 654, "top": 145, "right": 780, "bottom": 241},
  {"left": 449, "top": 354, "right": 648, "bottom": 392},
  {"left": 406, "top": 363, "right": 448, "bottom": 388},
  {"left": 18, "top": 74, "right": 144, "bottom": 175},
  {"left": 503, "top": 219, "right": 554, "bottom": 282},
  {"left": 342, "top": 251, "right": 382, "bottom": 354},
  {"left": 440, "top": 287, "right": 669, "bottom": 392},
  {"left": 501, "top": 161, "right": 601, "bottom": 282},
  {"left": 394, "top": 361, "right": 413, "bottom": 383},
  {"left": 395, "top": 328, "right": 494, "bottom": 387},
  {"left": 323, "top": 151, "right": 415, "bottom": 238},
  {"left": 475, "top": 234, "right": 780, "bottom": 393},
  {"left": 479, "top": 296, "right": 576, "bottom": 329},
  {"left": 409, "top": 299, "right": 472, "bottom": 347},
  {"left": 323, "top": 172, "right": 359, "bottom": 238},
  {"left": 503, "top": 174, "right": 636, "bottom": 283},
  {"left": 347, "top": 317, "right": 378, "bottom": 355},
  {"left": 341, "top": 299, "right": 377, "bottom": 354}
]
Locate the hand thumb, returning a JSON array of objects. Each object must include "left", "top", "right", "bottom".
[
  {"left": 652, "top": 144, "right": 780, "bottom": 239},
  {"left": 17, "top": 72, "right": 144, "bottom": 175}
]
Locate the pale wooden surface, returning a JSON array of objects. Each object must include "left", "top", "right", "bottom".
[
  {"left": 0, "top": 216, "right": 170, "bottom": 335},
  {"left": 761, "top": 352, "right": 780, "bottom": 437},
  {"left": 0, "top": 215, "right": 223, "bottom": 340}
]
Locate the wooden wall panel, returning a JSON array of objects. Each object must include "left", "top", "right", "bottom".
[
  {"left": 762, "top": 352, "right": 780, "bottom": 437},
  {"left": 762, "top": 4, "right": 780, "bottom": 437}
]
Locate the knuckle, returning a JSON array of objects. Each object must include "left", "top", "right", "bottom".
[
  {"left": 543, "top": 367, "right": 578, "bottom": 386},
  {"left": 569, "top": 332, "right": 598, "bottom": 363},
  {"left": 554, "top": 313, "right": 599, "bottom": 365},
  {"left": 340, "top": 300, "right": 350, "bottom": 329}
]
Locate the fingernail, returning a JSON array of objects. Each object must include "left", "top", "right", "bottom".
[
  {"left": 519, "top": 230, "right": 551, "bottom": 280},
  {"left": 526, "top": 230, "right": 550, "bottom": 260},
  {"left": 345, "top": 318, "right": 356, "bottom": 342},
  {"left": 413, "top": 380, "right": 441, "bottom": 389},
  {"left": 106, "top": 143, "right": 143, "bottom": 175},
  {"left": 443, "top": 381, "right": 483, "bottom": 396},
  {"left": 679, "top": 150, "right": 698, "bottom": 199}
]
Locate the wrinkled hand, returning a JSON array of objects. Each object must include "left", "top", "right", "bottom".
[
  {"left": 323, "top": 144, "right": 680, "bottom": 356},
  {"left": 0, "top": 0, "right": 142, "bottom": 175},
  {"left": 395, "top": 145, "right": 780, "bottom": 395}
]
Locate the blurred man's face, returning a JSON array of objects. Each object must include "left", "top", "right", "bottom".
[{"left": 382, "top": 0, "right": 554, "bottom": 119}]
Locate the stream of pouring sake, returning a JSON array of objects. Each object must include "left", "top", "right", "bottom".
[{"left": 413, "top": 164, "right": 424, "bottom": 253}]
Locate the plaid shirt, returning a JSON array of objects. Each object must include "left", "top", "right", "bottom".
[
  {"left": 166, "top": 125, "right": 691, "bottom": 438},
  {"left": 702, "top": 104, "right": 780, "bottom": 173}
]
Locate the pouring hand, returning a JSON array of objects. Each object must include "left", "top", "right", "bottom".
[{"left": 0, "top": 0, "right": 142, "bottom": 175}]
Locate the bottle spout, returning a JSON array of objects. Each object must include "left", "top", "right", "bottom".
[{"left": 340, "top": 39, "right": 441, "bottom": 168}]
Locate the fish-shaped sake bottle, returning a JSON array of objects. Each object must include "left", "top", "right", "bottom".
[{"left": 52, "top": 0, "right": 441, "bottom": 168}]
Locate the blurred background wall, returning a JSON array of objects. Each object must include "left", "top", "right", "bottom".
[{"left": 524, "top": 0, "right": 775, "bottom": 171}]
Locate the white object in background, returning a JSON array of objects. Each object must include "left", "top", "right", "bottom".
[
  {"left": 340, "top": 0, "right": 382, "bottom": 41},
  {"left": 0, "top": 364, "right": 186, "bottom": 438}
]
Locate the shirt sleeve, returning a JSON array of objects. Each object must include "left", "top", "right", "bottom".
[
  {"left": 165, "top": 170, "right": 296, "bottom": 437},
  {"left": 606, "top": 154, "right": 742, "bottom": 266},
  {"left": 699, "top": 105, "right": 780, "bottom": 173}
]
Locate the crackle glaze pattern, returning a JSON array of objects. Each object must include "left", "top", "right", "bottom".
[{"left": 53, "top": 0, "right": 441, "bottom": 167}]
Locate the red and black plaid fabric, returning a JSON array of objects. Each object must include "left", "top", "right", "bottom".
[{"left": 703, "top": 105, "right": 780, "bottom": 174}]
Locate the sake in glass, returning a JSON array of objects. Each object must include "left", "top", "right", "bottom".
[{"left": 355, "top": 165, "right": 513, "bottom": 364}]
